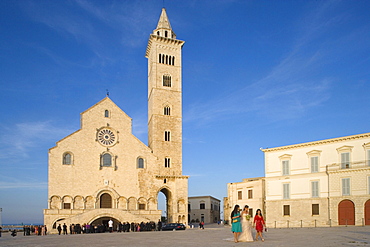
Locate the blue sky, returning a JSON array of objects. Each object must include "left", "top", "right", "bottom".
[{"left": 0, "top": 0, "right": 369, "bottom": 224}]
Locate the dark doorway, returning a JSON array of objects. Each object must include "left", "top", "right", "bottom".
[{"left": 100, "top": 193, "right": 112, "bottom": 208}]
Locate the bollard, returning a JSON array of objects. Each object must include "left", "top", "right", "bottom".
[
  {"left": 346, "top": 219, "right": 348, "bottom": 227},
  {"left": 315, "top": 220, "right": 317, "bottom": 228},
  {"left": 300, "top": 220, "right": 302, "bottom": 228},
  {"left": 329, "top": 219, "right": 331, "bottom": 227},
  {"left": 274, "top": 221, "right": 276, "bottom": 229},
  {"left": 287, "top": 220, "right": 289, "bottom": 228},
  {"left": 362, "top": 218, "right": 364, "bottom": 227}
]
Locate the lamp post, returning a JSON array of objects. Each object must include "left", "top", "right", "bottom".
[{"left": 0, "top": 208, "right": 2, "bottom": 227}]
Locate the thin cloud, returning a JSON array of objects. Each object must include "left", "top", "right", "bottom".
[
  {"left": 184, "top": 2, "right": 349, "bottom": 126},
  {"left": 0, "top": 121, "right": 74, "bottom": 160}
]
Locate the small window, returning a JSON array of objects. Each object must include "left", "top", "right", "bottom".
[
  {"left": 248, "top": 189, "right": 253, "bottom": 199},
  {"left": 138, "top": 204, "right": 146, "bottom": 210},
  {"left": 312, "top": 181, "right": 319, "bottom": 198},
  {"left": 104, "top": 110, "right": 109, "bottom": 118},
  {"left": 283, "top": 205, "right": 290, "bottom": 216},
  {"left": 311, "top": 156, "right": 319, "bottom": 173},
  {"left": 283, "top": 183, "right": 290, "bottom": 199},
  {"left": 63, "top": 153, "right": 72, "bottom": 165},
  {"left": 164, "top": 106, "right": 171, "bottom": 115},
  {"left": 102, "top": 153, "right": 112, "bottom": 167},
  {"left": 157, "top": 31, "right": 160, "bottom": 36},
  {"left": 137, "top": 158, "right": 144, "bottom": 168},
  {"left": 63, "top": 203, "right": 71, "bottom": 209},
  {"left": 200, "top": 203, "right": 205, "bottom": 209},
  {"left": 165, "top": 158, "right": 170, "bottom": 168},
  {"left": 159, "top": 53, "right": 161, "bottom": 63},
  {"left": 312, "top": 204, "right": 319, "bottom": 215},
  {"left": 164, "top": 179, "right": 167, "bottom": 184},
  {"left": 282, "top": 160, "right": 290, "bottom": 175},
  {"left": 342, "top": 178, "right": 350, "bottom": 195},
  {"left": 238, "top": 191, "right": 242, "bottom": 200},
  {"left": 165, "top": 31, "right": 168, "bottom": 37},
  {"left": 163, "top": 75, "right": 171, "bottom": 87},
  {"left": 165, "top": 131, "right": 171, "bottom": 141}
]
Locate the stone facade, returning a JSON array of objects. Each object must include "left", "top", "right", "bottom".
[
  {"left": 224, "top": 177, "right": 265, "bottom": 224},
  {"left": 262, "top": 132, "right": 370, "bottom": 227},
  {"left": 44, "top": 8, "right": 189, "bottom": 232},
  {"left": 188, "top": 196, "right": 221, "bottom": 224}
]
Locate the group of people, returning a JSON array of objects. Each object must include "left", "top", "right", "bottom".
[
  {"left": 56, "top": 220, "right": 163, "bottom": 235},
  {"left": 231, "top": 205, "right": 266, "bottom": 243}
]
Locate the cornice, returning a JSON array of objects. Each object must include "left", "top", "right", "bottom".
[
  {"left": 261, "top": 132, "right": 370, "bottom": 153},
  {"left": 145, "top": 34, "right": 185, "bottom": 57},
  {"left": 156, "top": 175, "right": 189, "bottom": 179}
]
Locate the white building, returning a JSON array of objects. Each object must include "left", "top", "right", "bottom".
[
  {"left": 188, "top": 196, "right": 220, "bottom": 224},
  {"left": 224, "top": 177, "right": 265, "bottom": 224},
  {"left": 262, "top": 132, "right": 370, "bottom": 227}
]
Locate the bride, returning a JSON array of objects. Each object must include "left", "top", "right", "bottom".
[{"left": 238, "top": 205, "right": 254, "bottom": 242}]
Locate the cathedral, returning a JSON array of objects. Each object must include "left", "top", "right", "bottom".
[{"left": 43, "top": 8, "right": 189, "bottom": 232}]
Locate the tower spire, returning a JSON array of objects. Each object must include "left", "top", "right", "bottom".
[{"left": 153, "top": 8, "right": 176, "bottom": 39}]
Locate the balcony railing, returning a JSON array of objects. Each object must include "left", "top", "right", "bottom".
[{"left": 327, "top": 160, "right": 370, "bottom": 171}]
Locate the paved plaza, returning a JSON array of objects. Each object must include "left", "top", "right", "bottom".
[{"left": 0, "top": 224, "right": 369, "bottom": 247}]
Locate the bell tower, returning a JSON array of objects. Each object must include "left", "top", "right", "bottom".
[{"left": 146, "top": 8, "right": 185, "bottom": 175}]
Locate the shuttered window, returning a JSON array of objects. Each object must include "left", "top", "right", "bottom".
[
  {"left": 283, "top": 183, "right": 290, "bottom": 199},
  {"left": 341, "top": 152, "right": 350, "bottom": 169},
  {"left": 311, "top": 156, "right": 318, "bottom": 173},
  {"left": 342, "top": 178, "right": 350, "bottom": 196},
  {"left": 282, "top": 160, "right": 290, "bottom": 175},
  {"left": 312, "top": 181, "right": 319, "bottom": 197}
]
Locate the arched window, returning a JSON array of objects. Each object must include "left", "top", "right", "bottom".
[
  {"left": 157, "top": 31, "right": 160, "bottom": 36},
  {"left": 166, "top": 55, "right": 168, "bottom": 64},
  {"left": 163, "top": 75, "right": 171, "bottom": 87},
  {"left": 164, "top": 106, "right": 171, "bottom": 115},
  {"left": 165, "top": 31, "right": 168, "bottom": 37},
  {"left": 165, "top": 158, "right": 171, "bottom": 168},
  {"left": 101, "top": 153, "right": 112, "bottom": 167},
  {"left": 159, "top": 54, "right": 161, "bottom": 63},
  {"left": 63, "top": 153, "right": 72, "bottom": 165},
  {"left": 137, "top": 157, "right": 144, "bottom": 168},
  {"left": 162, "top": 54, "right": 165, "bottom": 64},
  {"left": 104, "top": 110, "right": 109, "bottom": 118},
  {"left": 164, "top": 131, "right": 170, "bottom": 141},
  {"left": 172, "top": 56, "right": 175, "bottom": 66}
]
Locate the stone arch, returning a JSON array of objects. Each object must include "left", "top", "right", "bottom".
[
  {"left": 177, "top": 199, "right": 186, "bottom": 213},
  {"left": 148, "top": 197, "right": 157, "bottom": 210},
  {"left": 95, "top": 188, "right": 119, "bottom": 209},
  {"left": 52, "top": 218, "right": 65, "bottom": 229},
  {"left": 85, "top": 196, "right": 95, "bottom": 209},
  {"left": 62, "top": 195, "right": 73, "bottom": 209},
  {"left": 157, "top": 186, "right": 173, "bottom": 222},
  {"left": 74, "top": 195, "right": 84, "bottom": 209},
  {"left": 338, "top": 199, "right": 355, "bottom": 225},
  {"left": 100, "top": 193, "right": 112, "bottom": 208},
  {"left": 138, "top": 197, "right": 148, "bottom": 210},
  {"left": 118, "top": 197, "right": 128, "bottom": 210},
  {"left": 50, "top": 195, "right": 61, "bottom": 209},
  {"left": 128, "top": 197, "right": 137, "bottom": 210}
]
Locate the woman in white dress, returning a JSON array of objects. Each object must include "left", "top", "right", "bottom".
[{"left": 238, "top": 205, "right": 254, "bottom": 242}]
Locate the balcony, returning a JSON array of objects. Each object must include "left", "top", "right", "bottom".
[{"left": 327, "top": 160, "right": 370, "bottom": 172}]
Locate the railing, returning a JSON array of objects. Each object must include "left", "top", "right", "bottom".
[
  {"left": 327, "top": 160, "right": 370, "bottom": 172},
  {"left": 267, "top": 218, "right": 368, "bottom": 228}
]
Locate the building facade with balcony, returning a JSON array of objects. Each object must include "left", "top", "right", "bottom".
[
  {"left": 224, "top": 177, "right": 265, "bottom": 224},
  {"left": 261, "top": 132, "right": 370, "bottom": 227},
  {"left": 188, "top": 196, "right": 220, "bottom": 224}
]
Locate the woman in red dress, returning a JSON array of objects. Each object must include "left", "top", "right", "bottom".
[{"left": 253, "top": 209, "right": 266, "bottom": 241}]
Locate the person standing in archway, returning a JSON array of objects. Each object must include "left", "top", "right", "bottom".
[{"left": 108, "top": 219, "right": 113, "bottom": 233}]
